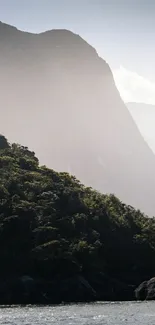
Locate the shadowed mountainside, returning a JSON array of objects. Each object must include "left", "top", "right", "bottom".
[{"left": 0, "top": 21, "right": 155, "bottom": 215}]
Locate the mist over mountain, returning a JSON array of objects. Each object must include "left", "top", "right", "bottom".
[
  {"left": 127, "top": 102, "right": 155, "bottom": 154},
  {"left": 0, "top": 21, "right": 155, "bottom": 215}
]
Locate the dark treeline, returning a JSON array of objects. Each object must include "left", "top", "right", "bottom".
[{"left": 0, "top": 134, "right": 155, "bottom": 304}]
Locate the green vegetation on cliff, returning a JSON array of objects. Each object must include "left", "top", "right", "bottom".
[{"left": 0, "top": 134, "right": 155, "bottom": 303}]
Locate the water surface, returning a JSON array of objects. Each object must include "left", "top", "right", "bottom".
[{"left": 0, "top": 302, "right": 155, "bottom": 325}]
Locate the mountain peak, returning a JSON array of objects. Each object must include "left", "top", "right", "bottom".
[
  {"left": 39, "top": 28, "right": 94, "bottom": 49},
  {"left": 0, "top": 22, "right": 98, "bottom": 59},
  {"left": 0, "top": 22, "right": 89, "bottom": 46}
]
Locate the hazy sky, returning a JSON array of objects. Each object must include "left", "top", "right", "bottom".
[{"left": 0, "top": 0, "right": 155, "bottom": 104}]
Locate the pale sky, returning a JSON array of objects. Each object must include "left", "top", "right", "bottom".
[{"left": 0, "top": 0, "right": 155, "bottom": 104}]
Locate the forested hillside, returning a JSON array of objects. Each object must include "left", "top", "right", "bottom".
[{"left": 0, "top": 135, "right": 155, "bottom": 303}]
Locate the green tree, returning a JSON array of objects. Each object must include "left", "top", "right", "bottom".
[{"left": 0, "top": 135, "right": 10, "bottom": 150}]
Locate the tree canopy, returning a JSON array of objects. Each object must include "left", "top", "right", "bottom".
[{"left": 0, "top": 135, "right": 155, "bottom": 303}]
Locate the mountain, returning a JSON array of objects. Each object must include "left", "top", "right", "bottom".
[
  {"left": 0, "top": 21, "right": 155, "bottom": 215},
  {"left": 127, "top": 102, "right": 155, "bottom": 154}
]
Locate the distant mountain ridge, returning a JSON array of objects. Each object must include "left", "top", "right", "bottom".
[
  {"left": 0, "top": 21, "right": 155, "bottom": 215},
  {"left": 127, "top": 102, "right": 155, "bottom": 154}
]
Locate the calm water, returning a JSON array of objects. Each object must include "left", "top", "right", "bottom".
[{"left": 0, "top": 302, "right": 155, "bottom": 325}]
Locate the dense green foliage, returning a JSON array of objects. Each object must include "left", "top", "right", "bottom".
[{"left": 0, "top": 136, "right": 155, "bottom": 302}]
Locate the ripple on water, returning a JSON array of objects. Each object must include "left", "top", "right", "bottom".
[{"left": 0, "top": 302, "right": 155, "bottom": 325}]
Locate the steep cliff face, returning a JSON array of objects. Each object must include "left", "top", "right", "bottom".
[{"left": 0, "top": 21, "right": 155, "bottom": 215}]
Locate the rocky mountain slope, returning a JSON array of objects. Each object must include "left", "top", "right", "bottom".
[{"left": 0, "top": 21, "right": 155, "bottom": 215}]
